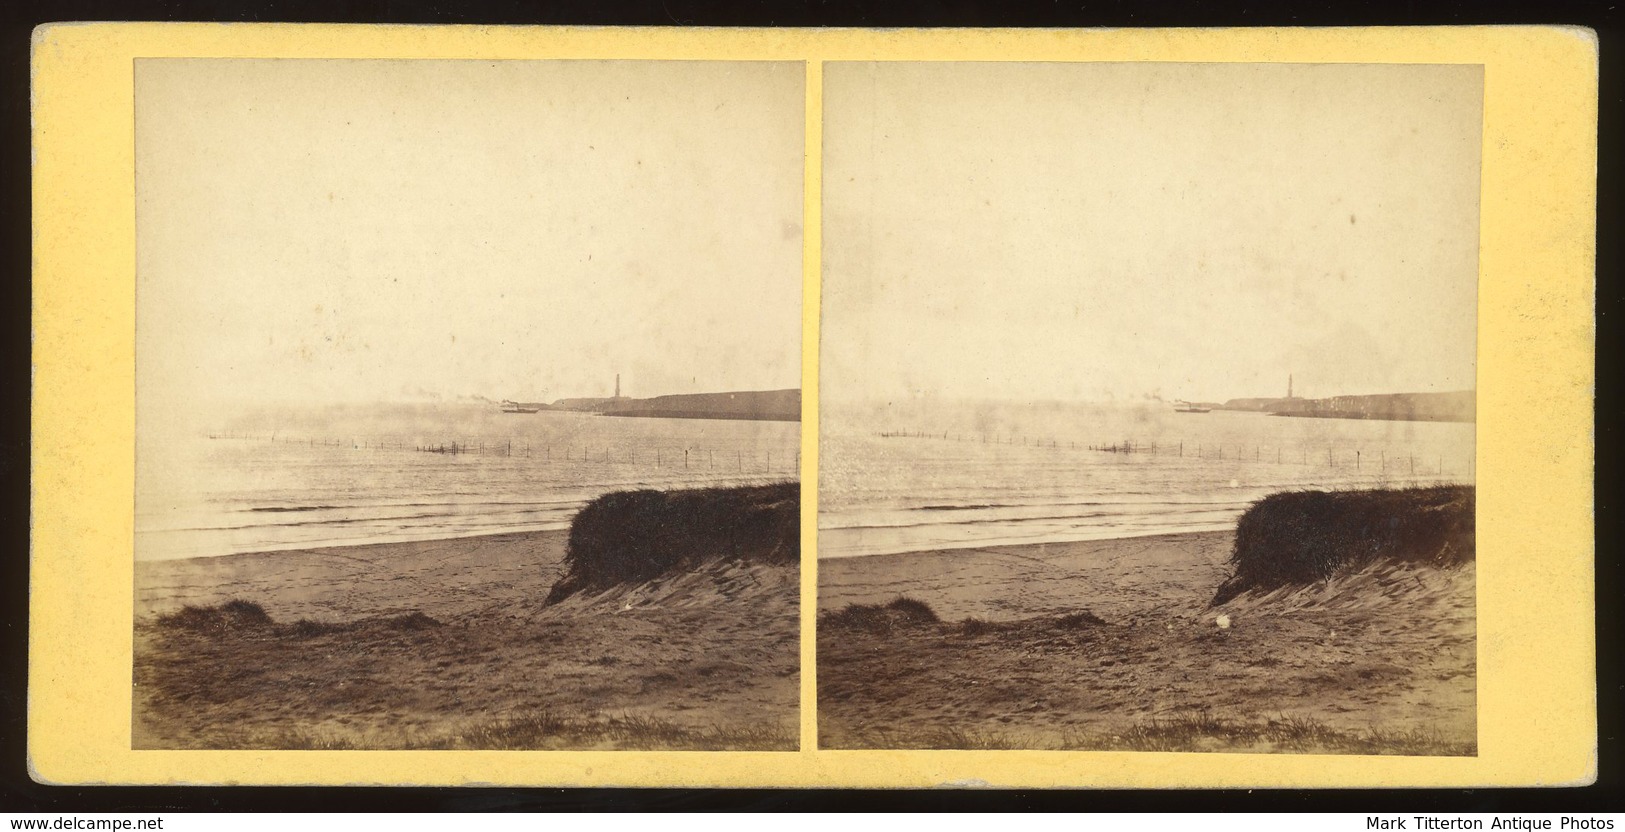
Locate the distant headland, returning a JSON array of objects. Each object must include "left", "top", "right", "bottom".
[
  {"left": 502, "top": 387, "right": 801, "bottom": 423},
  {"left": 1216, "top": 389, "right": 1475, "bottom": 423}
]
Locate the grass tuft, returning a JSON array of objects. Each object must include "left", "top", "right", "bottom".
[
  {"left": 156, "top": 600, "right": 272, "bottom": 635},
  {"left": 956, "top": 617, "right": 999, "bottom": 636},
  {"left": 153, "top": 601, "right": 440, "bottom": 639},
  {"left": 289, "top": 619, "right": 343, "bottom": 638},
  {"left": 1052, "top": 611, "right": 1108, "bottom": 629},
  {"left": 820, "top": 596, "right": 941, "bottom": 634},
  {"left": 374, "top": 612, "right": 443, "bottom": 631}
]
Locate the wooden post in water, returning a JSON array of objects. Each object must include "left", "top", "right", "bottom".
[{"left": 1356, "top": 451, "right": 1360, "bottom": 469}]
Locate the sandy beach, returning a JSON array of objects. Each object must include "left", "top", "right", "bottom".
[
  {"left": 818, "top": 530, "right": 1475, "bottom": 753},
  {"left": 134, "top": 529, "right": 799, "bottom": 750}
]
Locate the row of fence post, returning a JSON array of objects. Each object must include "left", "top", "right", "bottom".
[
  {"left": 415, "top": 444, "right": 795, "bottom": 471},
  {"left": 208, "top": 433, "right": 799, "bottom": 472},
  {"left": 879, "top": 430, "right": 1471, "bottom": 477},
  {"left": 1087, "top": 441, "right": 1463, "bottom": 476}
]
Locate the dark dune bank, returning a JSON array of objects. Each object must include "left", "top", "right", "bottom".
[
  {"left": 546, "top": 481, "right": 797, "bottom": 604},
  {"left": 1213, "top": 484, "right": 1473, "bottom": 604}
]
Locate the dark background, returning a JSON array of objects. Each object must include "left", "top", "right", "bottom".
[{"left": 2, "top": 0, "right": 1618, "bottom": 813}]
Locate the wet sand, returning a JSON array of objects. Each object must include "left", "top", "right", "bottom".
[
  {"left": 134, "top": 530, "right": 799, "bottom": 750},
  {"left": 817, "top": 531, "right": 1475, "bottom": 754}
]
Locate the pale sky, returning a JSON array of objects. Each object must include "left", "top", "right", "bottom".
[
  {"left": 821, "top": 62, "right": 1483, "bottom": 405},
  {"left": 136, "top": 59, "right": 803, "bottom": 417}
]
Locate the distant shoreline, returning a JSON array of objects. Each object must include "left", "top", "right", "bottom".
[
  {"left": 550, "top": 388, "right": 800, "bottom": 422},
  {"left": 1217, "top": 389, "right": 1475, "bottom": 423},
  {"left": 603, "top": 410, "right": 798, "bottom": 422},
  {"left": 1267, "top": 410, "right": 1474, "bottom": 424},
  {"left": 135, "top": 526, "right": 572, "bottom": 566},
  {"left": 816, "top": 524, "right": 1239, "bottom": 561}
]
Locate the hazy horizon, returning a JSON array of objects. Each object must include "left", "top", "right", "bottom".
[
  {"left": 136, "top": 59, "right": 804, "bottom": 423},
  {"left": 821, "top": 62, "right": 1483, "bottom": 406},
  {"left": 821, "top": 381, "right": 1477, "bottom": 411}
]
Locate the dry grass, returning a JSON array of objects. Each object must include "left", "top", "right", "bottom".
[
  {"left": 139, "top": 586, "right": 798, "bottom": 751},
  {"left": 955, "top": 617, "right": 1002, "bottom": 637},
  {"left": 830, "top": 712, "right": 1473, "bottom": 756},
  {"left": 545, "top": 482, "right": 798, "bottom": 604},
  {"left": 212, "top": 711, "right": 796, "bottom": 751},
  {"left": 820, "top": 596, "right": 941, "bottom": 634},
  {"left": 822, "top": 599, "right": 1110, "bottom": 640},
  {"left": 1051, "top": 611, "right": 1108, "bottom": 629},
  {"left": 155, "top": 599, "right": 272, "bottom": 634},
  {"left": 155, "top": 601, "right": 442, "bottom": 640},
  {"left": 818, "top": 527, "right": 1474, "bottom": 758},
  {"left": 1098, "top": 711, "right": 1474, "bottom": 756},
  {"left": 1213, "top": 485, "right": 1475, "bottom": 604},
  {"left": 136, "top": 500, "right": 801, "bottom": 752}
]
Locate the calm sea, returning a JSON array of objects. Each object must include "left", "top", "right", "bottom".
[
  {"left": 818, "top": 400, "right": 1475, "bottom": 558},
  {"left": 136, "top": 403, "right": 801, "bottom": 561}
]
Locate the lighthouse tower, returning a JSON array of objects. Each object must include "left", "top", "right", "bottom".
[
  {"left": 615, "top": 373, "right": 621, "bottom": 399},
  {"left": 1288, "top": 374, "right": 1294, "bottom": 399}
]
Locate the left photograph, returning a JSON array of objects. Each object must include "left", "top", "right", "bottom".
[{"left": 132, "top": 59, "right": 805, "bottom": 750}]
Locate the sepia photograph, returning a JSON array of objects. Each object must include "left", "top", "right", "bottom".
[
  {"left": 25, "top": 21, "right": 1601, "bottom": 790},
  {"left": 131, "top": 59, "right": 804, "bottom": 750},
  {"left": 817, "top": 61, "right": 1482, "bottom": 754}
]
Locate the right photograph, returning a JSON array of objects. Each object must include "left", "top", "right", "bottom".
[{"left": 817, "top": 61, "right": 1482, "bottom": 754}]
